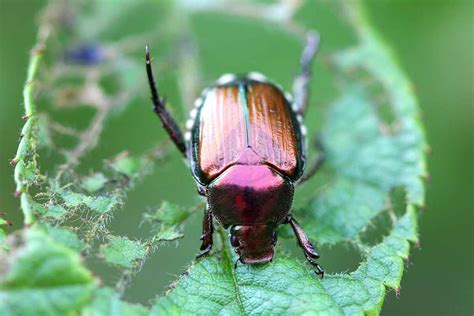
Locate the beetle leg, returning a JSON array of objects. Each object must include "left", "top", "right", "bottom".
[
  {"left": 146, "top": 46, "right": 187, "bottom": 157},
  {"left": 285, "top": 214, "right": 320, "bottom": 259},
  {"left": 304, "top": 253, "right": 325, "bottom": 278},
  {"left": 298, "top": 135, "right": 325, "bottom": 184},
  {"left": 285, "top": 214, "right": 324, "bottom": 277},
  {"left": 196, "top": 207, "right": 214, "bottom": 259},
  {"left": 234, "top": 257, "right": 241, "bottom": 269},
  {"left": 292, "top": 31, "right": 320, "bottom": 116}
]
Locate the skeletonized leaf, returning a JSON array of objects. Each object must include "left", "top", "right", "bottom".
[
  {"left": 81, "top": 173, "right": 108, "bottom": 193},
  {"left": 101, "top": 236, "right": 147, "bottom": 268},
  {"left": 7, "top": 0, "right": 426, "bottom": 314},
  {"left": 144, "top": 201, "right": 193, "bottom": 241}
]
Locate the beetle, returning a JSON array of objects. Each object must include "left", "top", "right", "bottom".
[{"left": 145, "top": 32, "right": 325, "bottom": 277}]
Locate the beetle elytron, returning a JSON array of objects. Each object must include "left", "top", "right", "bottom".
[{"left": 146, "top": 33, "right": 325, "bottom": 276}]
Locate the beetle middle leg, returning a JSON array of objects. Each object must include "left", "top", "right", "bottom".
[
  {"left": 146, "top": 46, "right": 187, "bottom": 157},
  {"left": 298, "top": 135, "right": 325, "bottom": 184},
  {"left": 196, "top": 207, "right": 214, "bottom": 259},
  {"left": 292, "top": 31, "right": 320, "bottom": 116},
  {"left": 284, "top": 214, "right": 324, "bottom": 277}
]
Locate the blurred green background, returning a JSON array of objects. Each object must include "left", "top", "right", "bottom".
[{"left": 0, "top": 0, "right": 472, "bottom": 315}]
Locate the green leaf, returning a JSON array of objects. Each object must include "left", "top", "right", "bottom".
[
  {"left": 82, "top": 288, "right": 149, "bottom": 316},
  {"left": 8, "top": 0, "right": 426, "bottom": 314},
  {"left": 323, "top": 206, "right": 418, "bottom": 315},
  {"left": 44, "top": 224, "right": 86, "bottom": 252},
  {"left": 58, "top": 188, "right": 120, "bottom": 214},
  {"left": 101, "top": 236, "right": 146, "bottom": 268},
  {"left": 0, "top": 217, "right": 8, "bottom": 250},
  {"left": 37, "top": 114, "right": 53, "bottom": 149},
  {"left": 153, "top": 208, "right": 417, "bottom": 315},
  {"left": 299, "top": 2, "right": 426, "bottom": 245},
  {"left": 81, "top": 173, "right": 108, "bottom": 193},
  {"left": 31, "top": 200, "right": 67, "bottom": 220},
  {"left": 85, "top": 195, "right": 120, "bottom": 214},
  {"left": 153, "top": 255, "right": 339, "bottom": 315},
  {"left": 302, "top": 82, "right": 423, "bottom": 244},
  {"left": 0, "top": 228, "right": 97, "bottom": 316},
  {"left": 146, "top": 201, "right": 190, "bottom": 227},
  {"left": 110, "top": 156, "right": 141, "bottom": 178},
  {"left": 144, "top": 201, "right": 193, "bottom": 242}
]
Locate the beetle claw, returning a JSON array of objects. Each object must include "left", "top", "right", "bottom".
[
  {"left": 234, "top": 257, "right": 241, "bottom": 269},
  {"left": 304, "top": 253, "right": 324, "bottom": 278},
  {"left": 316, "top": 268, "right": 324, "bottom": 279},
  {"left": 196, "top": 245, "right": 212, "bottom": 260},
  {"left": 195, "top": 251, "right": 209, "bottom": 260},
  {"left": 315, "top": 264, "right": 324, "bottom": 278},
  {"left": 199, "top": 243, "right": 211, "bottom": 252}
]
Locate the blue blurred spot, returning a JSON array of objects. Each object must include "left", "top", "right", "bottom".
[{"left": 66, "top": 44, "right": 104, "bottom": 65}]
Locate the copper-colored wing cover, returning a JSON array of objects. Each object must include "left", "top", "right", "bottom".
[{"left": 190, "top": 79, "right": 305, "bottom": 184}]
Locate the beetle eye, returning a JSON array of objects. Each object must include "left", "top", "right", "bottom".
[{"left": 230, "top": 235, "right": 240, "bottom": 247}]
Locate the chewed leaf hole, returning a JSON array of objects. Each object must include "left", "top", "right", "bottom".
[
  {"left": 359, "top": 210, "right": 393, "bottom": 246},
  {"left": 359, "top": 187, "right": 409, "bottom": 246}
]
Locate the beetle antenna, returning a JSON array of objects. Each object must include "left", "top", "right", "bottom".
[
  {"left": 145, "top": 45, "right": 162, "bottom": 108},
  {"left": 302, "top": 31, "right": 320, "bottom": 69},
  {"left": 145, "top": 45, "right": 187, "bottom": 156},
  {"left": 292, "top": 30, "right": 321, "bottom": 116}
]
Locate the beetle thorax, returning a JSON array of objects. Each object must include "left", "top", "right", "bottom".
[{"left": 207, "top": 149, "right": 294, "bottom": 227}]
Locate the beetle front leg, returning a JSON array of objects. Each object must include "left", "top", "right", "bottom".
[
  {"left": 284, "top": 214, "right": 324, "bottom": 278},
  {"left": 196, "top": 207, "right": 214, "bottom": 259},
  {"left": 146, "top": 46, "right": 187, "bottom": 157},
  {"left": 292, "top": 31, "right": 320, "bottom": 116}
]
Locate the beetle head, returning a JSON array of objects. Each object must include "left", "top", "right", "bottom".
[{"left": 230, "top": 224, "right": 277, "bottom": 264}]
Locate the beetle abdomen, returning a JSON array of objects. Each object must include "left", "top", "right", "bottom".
[{"left": 190, "top": 75, "right": 304, "bottom": 184}]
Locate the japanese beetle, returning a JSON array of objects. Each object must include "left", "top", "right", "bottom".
[{"left": 146, "top": 33, "right": 324, "bottom": 276}]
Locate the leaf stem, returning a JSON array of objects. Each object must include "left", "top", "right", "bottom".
[{"left": 13, "top": 10, "right": 53, "bottom": 226}]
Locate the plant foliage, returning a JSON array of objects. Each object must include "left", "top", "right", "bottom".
[{"left": 0, "top": 0, "right": 427, "bottom": 315}]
